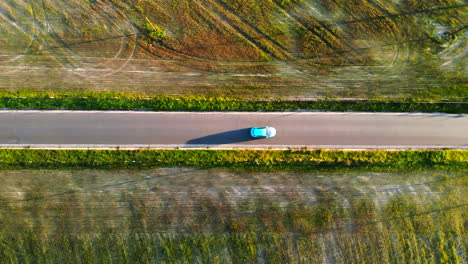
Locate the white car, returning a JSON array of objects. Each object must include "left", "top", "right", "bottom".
[{"left": 250, "top": 127, "right": 276, "bottom": 138}]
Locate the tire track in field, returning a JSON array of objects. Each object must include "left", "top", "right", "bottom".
[
  {"left": 0, "top": 0, "right": 38, "bottom": 72},
  {"left": 336, "top": 4, "right": 467, "bottom": 28},
  {"left": 98, "top": 1, "right": 464, "bottom": 72},
  {"left": 48, "top": 0, "right": 138, "bottom": 77},
  {"left": 214, "top": 0, "right": 300, "bottom": 60},
  {"left": 271, "top": 1, "right": 358, "bottom": 66},
  {"left": 121, "top": 1, "right": 230, "bottom": 67},
  {"left": 139, "top": 34, "right": 279, "bottom": 74},
  {"left": 0, "top": 7, "right": 448, "bottom": 77},
  {"left": 302, "top": 3, "right": 466, "bottom": 67},
  {"left": 0, "top": 2, "right": 276, "bottom": 78},
  {"left": 139, "top": 1, "right": 284, "bottom": 72},
  {"left": 312, "top": 21, "right": 368, "bottom": 64},
  {"left": 26, "top": 0, "right": 124, "bottom": 70},
  {"left": 305, "top": 0, "right": 401, "bottom": 67},
  {"left": 141, "top": 1, "right": 303, "bottom": 65},
  {"left": 147, "top": 2, "right": 465, "bottom": 65},
  {"left": 283, "top": 1, "right": 369, "bottom": 64},
  {"left": 146, "top": 30, "right": 435, "bottom": 66},
  {"left": 2, "top": 1, "right": 464, "bottom": 81},
  {"left": 142, "top": 0, "right": 460, "bottom": 77},
  {"left": 364, "top": 0, "right": 410, "bottom": 66},
  {"left": 271, "top": 2, "right": 466, "bottom": 67},
  {"left": 21, "top": 0, "right": 138, "bottom": 78},
  {"left": 142, "top": 2, "right": 257, "bottom": 63},
  {"left": 141, "top": 1, "right": 296, "bottom": 68},
  {"left": 193, "top": 0, "right": 291, "bottom": 60},
  {"left": 285, "top": 4, "right": 467, "bottom": 35}
]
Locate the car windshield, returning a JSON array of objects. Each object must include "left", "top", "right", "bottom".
[{"left": 267, "top": 127, "right": 276, "bottom": 137}]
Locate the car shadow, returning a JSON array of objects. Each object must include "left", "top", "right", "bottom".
[{"left": 186, "top": 128, "right": 257, "bottom": 145}]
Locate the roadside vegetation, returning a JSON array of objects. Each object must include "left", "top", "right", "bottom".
[
  {"left": 0, "top": 168, "right": 465, "bottom": 263},
  {"left": 0, "top": 91, "right": 467, "bottom": 113},
  {"left": 0, "top": 149, "right": 466, "bottom": 170}
]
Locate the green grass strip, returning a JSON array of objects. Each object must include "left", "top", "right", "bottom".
[
  {"left": 0, "top": 91, "right": 467, "bottom": 113},
  {"left": 0, "top": 149, "right": 466, "bottom": 170}
]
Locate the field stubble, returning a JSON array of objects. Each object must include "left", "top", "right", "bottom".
[
  {"left": 0, "top": 168, "right": 465, "bottom": 262},
  {"left": 0, "top": 0, "right": 466, "bottom": 99}
]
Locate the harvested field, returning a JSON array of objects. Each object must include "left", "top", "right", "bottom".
[
  {"left": 0, "top": 0, "right": 466, "bottom": 99},
  {"left": 0, "top": 168, "right": 465, "bottom": 262}
]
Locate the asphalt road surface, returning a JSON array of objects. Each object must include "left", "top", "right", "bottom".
[{"left": 0, "top": 111, "right": 467, "bottom": 149}]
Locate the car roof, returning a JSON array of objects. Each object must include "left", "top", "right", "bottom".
[
  {"left": 253, "top": 127, "right": 267, "bottom": 137},
  {"left": 253, "top": 127, "right": 275, "bottom": 137}
]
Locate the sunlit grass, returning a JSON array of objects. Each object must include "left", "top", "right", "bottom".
[
  {"left": 0, "top": 149, "right": 466, "bottom": 170},
  {"left": 0, "top": 91, "right": 467, "bottom": 112},
  {"left": 0, "top": 168, "right": 465, "bottom": 263}
]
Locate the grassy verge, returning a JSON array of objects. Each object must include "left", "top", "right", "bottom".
[
  {"left": 0, "top": 91, "right": 467, "bottom": 113},
  {"left": 0, "top": 149, "right": 466, "bottom": 170}
]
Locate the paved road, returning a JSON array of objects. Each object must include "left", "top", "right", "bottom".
[{"left": 0, "top": 111, "right": 467, "bottom": 149}]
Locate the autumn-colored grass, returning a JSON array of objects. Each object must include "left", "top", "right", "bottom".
[{"left": 0, "top": 168, "right": 465, "bottom": 263}]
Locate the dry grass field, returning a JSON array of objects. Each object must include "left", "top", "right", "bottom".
[
  {"left": 0, "top": 0, "right": 466, "bottom": 99},
  {"left": 0, "top": 168, "right": 465, "bottom": 262}
]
